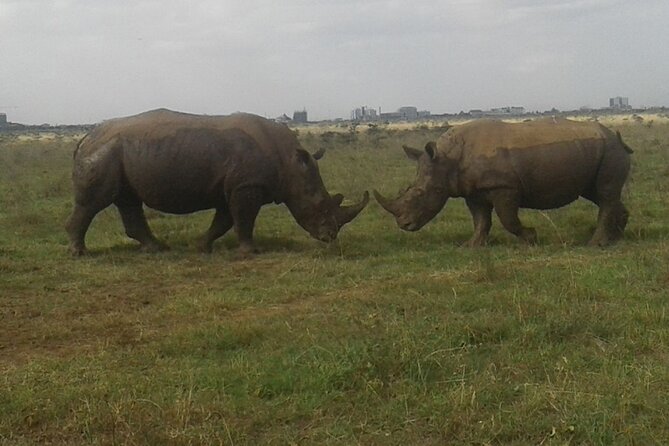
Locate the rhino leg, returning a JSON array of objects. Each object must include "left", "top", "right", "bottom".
[
  {"left": 588, "top": 201, "right": 628, "bottom": 247},
  {"left": 116, "top": 204, "right": 168, "bottom": 252},
  {"left": 67, "top": 147, "right": 122, "bottom": 255},
  {"left": 198, "top": 207, "right": 234, "bottom": 253},
  {"left": 490, "top": 189, "right": 537, "bottom": 244},
  {"left": 585, "top": 151, "right": 629, "bottom": 246},
  {"left": 66, "top": 204, "right": 101, "bottom": 256},
  {"left": 464, "top": 198, "right": 492, "bottom": 247},
  {"left": 613, "top": 203, "right": 630, "bottom": 238},
  {"left": 66, "top": 184, "right": 117, "bottom": 256},
  {"left": 229, "top": 186, "right": 264, "bottom": 257}
]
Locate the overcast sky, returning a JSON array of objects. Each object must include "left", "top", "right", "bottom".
[{"left": 1, "top": 0, "right": 668, "bottom": 124}]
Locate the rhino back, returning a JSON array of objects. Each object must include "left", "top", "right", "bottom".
[
  {"left": 78, "top": 109, "right": 298, "bottom": 163},
  {"left": 75, "top": 110, "right": 282, "bottom": 214},
  {"left": 438, "top": 118, "right": 608, "bottom": 158},
  {"left": 439, "top": 119, "right": 617, "bottom": 209}
]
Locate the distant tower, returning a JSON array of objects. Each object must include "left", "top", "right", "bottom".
[
  {"left": 293, "top": 109, "right": 308, "bottom": 123},
  {"left": 0, "top": 113, "right": 7, "bottom": 126},
  {"left": 609, "top": 97, "right": 630, "bottom": 109}
]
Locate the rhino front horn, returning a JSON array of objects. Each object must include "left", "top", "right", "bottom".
[
  {"left": 336, "top": 191, "right": 370, "bottom": 228},
  {"left": 373, "top": 189, "right": 400, "bottom": 216}
]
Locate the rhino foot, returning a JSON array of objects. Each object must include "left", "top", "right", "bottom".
[
  {"left": 69, "top": 245, "right": 88, "bottom": 257},
  {"left": 197, "top": 240, "right": 214, "bottom": 254},
  {"left": 587, "top": 226, "right": 614, "bottom": 247},
  {"left": 587, "top": 235, "right": 611, "bottom": 248},
  {"left": 462, "top": 236, "right": 488, "bottom": 248},
  {"left": 520, "top": 228, "right": 538, "bottom": 245},
  {"left": 139, "top": 241, "right": 170, "bottom": 253},
  {"left": 233, "top": 244, "right": 259, "bottom": 260}
]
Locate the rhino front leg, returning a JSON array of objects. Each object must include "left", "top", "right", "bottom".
[
  {"left": 198, "top": 207, "right": 234, "bottom": 253},
  {"left": 464, "top": 198, "right": 493, "bottom": 247},
  {"left": 490, "top": 189, "right": 537, "bottom": 245},
  {"left": 229, "top": 186, "right": 264, "bottom": 258},
  {"left": 117, "top": 205, "right": 168, "bottom": 252}
]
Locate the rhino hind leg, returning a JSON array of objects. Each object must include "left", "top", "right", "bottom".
[
  {"left": 116, "top": 204, "right": 168, "bottom": 252},
  {"left": 587, "top": 145, "right": 630, "bottom": 246},
  {"left": 490, "top": 190, "right": 537, "bottom": 245},
  {"left": 66, "top": 185, "right": 117, "bottom": 256},
  {"left": 614, "top": 204, "right": 629, "bottom": 237},
  {"left": 464, "top": 198, "right": 493, "bottom": 247},
  {"left": 67, "top": 148, "right": 123, "bottom": 255},
  {"left": 607, "top": 202, "right": 629, "bottom": 241},
  {"left": 583, "top": 175, "right": 629, "bottom": 246},
  {"left": 229, "top": 186, "right": 265, "bottom": 258},
  {"left": 66, "top": 204, "right": 101, "bottom": 256},
  {"left": 588, "top": 201, "right": 628, "bottom": 247},
  {"left": 198, "top": 207, "right": 234, "bottom": 253}
]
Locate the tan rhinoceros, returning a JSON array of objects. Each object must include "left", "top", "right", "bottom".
[{"left": 375, "top": 118, "right": 632, "bottom": 246}]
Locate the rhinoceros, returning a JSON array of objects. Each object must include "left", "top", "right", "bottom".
[
  {"left": 65, "top": 109, "right": 369, "bottom": 256},
  {"left": 374, "top": 118, "right": 632, "bottom": 246}
]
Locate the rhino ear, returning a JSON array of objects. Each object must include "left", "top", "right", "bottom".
[
  {"left": 402, "top": 145, "right": 423, "bottom": 161},
  {"left": 312, "top": 147, "right": 326, "bottom": 160},
  {"left": 296, "top": 148, "right": 312, "bottom": 166},
  {"left": 425, "top": 141, "right": 437, "bottom": 160}
]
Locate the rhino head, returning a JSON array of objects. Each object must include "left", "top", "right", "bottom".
[
  {"left": 374, "top": 143, "right": 449, "bottom": 231},
  {"left": 285, "top": 148, "right": 369, "bottom": 242}
]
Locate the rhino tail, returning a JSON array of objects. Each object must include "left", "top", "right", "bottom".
[
  {"left": 616, "top": 130, "right": 633, "bottom": 154},
  {"left": 73, "top": 134, "right": 88, "bottom": 159}
]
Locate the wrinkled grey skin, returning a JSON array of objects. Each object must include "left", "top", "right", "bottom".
[
  {"left": 66, "top": 109, "right": 369, "bottom": 256},
  {"left": 375, "top": 118, "right": 632, "bottom": 247}
]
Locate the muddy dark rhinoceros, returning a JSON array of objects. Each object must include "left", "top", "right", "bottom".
[
  {"left": 374, "top": 118, "right": 632, "bottom": 247},
  {"left": 66, "top": 109, "right": 369, "bottom": 256}
]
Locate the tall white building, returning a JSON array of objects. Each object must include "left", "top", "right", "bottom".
[{"left": 609, "top": 97, "right": 630, "bottom": 109}]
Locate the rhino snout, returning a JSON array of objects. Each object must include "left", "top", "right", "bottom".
[
  {"left": 397, "top": 216, "right": 420, "bottom": 232},
  {"left": 314, "top": 229, "right": 337, "bottom": 243},
  {"left": 307, "top": 220, "right": 338, "bottom": 243},
  {"left": 400, "top": 222, "right": 420, "bottom": 232}
]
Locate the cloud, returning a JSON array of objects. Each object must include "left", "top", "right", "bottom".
[{"left": 1, "top": 0, "right": 668, "bottom": 123}]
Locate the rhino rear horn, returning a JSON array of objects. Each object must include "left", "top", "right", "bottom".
[
  {"left": 373, "top": 189, "right": 400, "bottom": 216},
  {"left": 336, "top": 191, "right": 370, "bottom": 228}
]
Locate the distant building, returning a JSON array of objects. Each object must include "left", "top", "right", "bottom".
[
  {"left": 398, "top": 106, "right": 418, "bottom": 120},
  {"left": 351, "top": 106, "right": 378, "bottom": 121},
  {"left": 0, "top": 113, "right": 7, "bottom": 126},
  {"left": 609, "top": 97, "right": 631, "bottom": 109},
  {"left": 379, "top": 111, "right": 401, "bottom": 120},
  {"left": 293, "top": 110, "right": 308, "bottom": 123},
  {"left": 378, "top": 106, "right": 430, "bottom": 121},
  {"left": 275, "top": 113, "right": 292, "bottom": 123},
  {"left": 351, "top": 105, "right": 431, "bottom": 122},
  {"left": 486, "top": 106, "right": 525, "bottom": 116}
]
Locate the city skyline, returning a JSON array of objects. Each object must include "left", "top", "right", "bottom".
[{"left": 2, "top": 0, "right": 668, "bottom": 124}]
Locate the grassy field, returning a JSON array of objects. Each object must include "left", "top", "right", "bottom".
[{"left": 1, "top": 116, "right": 668, "bottom": 445}]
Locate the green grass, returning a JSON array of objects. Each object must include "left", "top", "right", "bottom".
[{"left": 1, "top": 121, "right": 669, "bottom": 445}]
